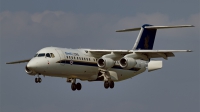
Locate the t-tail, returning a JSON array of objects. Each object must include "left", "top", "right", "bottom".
[{"left": 116, "top": 24, "right": 194, "bottom": 50}]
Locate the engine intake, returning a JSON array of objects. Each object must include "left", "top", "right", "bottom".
[
  {"left": 97, "top": 58, "right": 115, "bottom": 69},
  {"left": 119, "top": 57, "right": 137, "bottom": 69}
]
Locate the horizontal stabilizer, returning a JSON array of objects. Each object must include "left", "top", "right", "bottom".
[
  {"left": 116, "top": 27, "right": 141, "bottom": 32},
  {"left": 145, "top": 25, "right": 194, "bottom": 29},
  {"left": 116, "top": 25, "right": 194, "bottom": 32}
]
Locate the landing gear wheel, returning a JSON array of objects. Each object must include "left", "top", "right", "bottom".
[
  {"left": 38, "top": 78, "right": 42, "bottom": 83},
  {"left": 35, "top": 78, "right": 38, "bottom": 83},
  {"left": 35, "top": 78, "right": 42, "bottom": 83},
  {"left": 104, "top": 81, "right": 109, "bottom": 89},
  {"left": 71, "top": 83, "right": 76, "bottom": 91},
  {"left": 110, "top": 81, "right": 114, "bottom": 89},
  {"left": 76, "top": 83, "right": 82, "bottom": 90}
]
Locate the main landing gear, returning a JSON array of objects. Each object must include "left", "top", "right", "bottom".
[
  {"left": 98, "top": 70, "right": 115, "bottom": 89},
  {"left": 104, "top": 81, "right": 114, "bottom": 89},
  {"left": 71, "top": 82, "right": 82, "bottom": 91},
  {"left": 69, "top": 78, "right": 82, "bottom": 91}
]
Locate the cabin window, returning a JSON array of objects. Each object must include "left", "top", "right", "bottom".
[{"left": 38, "top": 53, "right": 45, "bottom": 57}]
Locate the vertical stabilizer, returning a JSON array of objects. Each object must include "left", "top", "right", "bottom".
[
  {"left": 116, "top": 24, "right": 194, "bottom": 50},
  {"left": 133, "top": 24, "right": 157, "bottom": 50}
]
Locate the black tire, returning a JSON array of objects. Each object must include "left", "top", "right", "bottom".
[
  {"left": 110, "top": 81, "right": 114, "bottom": 89},
  {"left": 76, "top": 83, "right": 82, "bottom": 90},
  {"left": 35, "top": 78, "right": 38, "bottom": 83},
  {"left": 71, "top": 83, "right": 76, "bottom": 91},
  {"left": 38, "top": 78, "right": 42, "bottom": 83},
  {"left": 104, "top": 81, "right": 109, "bottom": 89}
]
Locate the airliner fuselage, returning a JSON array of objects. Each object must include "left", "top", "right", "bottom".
[{"left": 26, "top": 47, "right": 146, "bottom": 81}]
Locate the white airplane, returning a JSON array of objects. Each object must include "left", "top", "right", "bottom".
[{"left": 7, "top": 24, "right": 194, "bottom": 91}]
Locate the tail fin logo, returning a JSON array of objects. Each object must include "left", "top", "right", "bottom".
[{"left": 144, "top": 35, "right": 149, "bottom": 49}]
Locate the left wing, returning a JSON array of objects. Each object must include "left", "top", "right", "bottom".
[
  {"left": 134, "top": 50, "right": 192, "bottom": 60},
  {"left": 6, "top": 59, "right": 31, "bottom": 64},
  {"left": 89, "top": 50, "right": 192, "bottom": 60}
]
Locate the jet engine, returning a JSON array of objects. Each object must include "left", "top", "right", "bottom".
[
  {"left": 97, "top": 58, "right": 115, "bottom": 69},
  {"left": 119, "top": 57, "right": 137, "bottom": 69},
  {"left": 25, "top": 65, "right": 37, "bottom": 75}
]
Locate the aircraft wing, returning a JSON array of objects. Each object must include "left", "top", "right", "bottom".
[
  {"left": 134, "top": 50, "right": 192, "bottom": 59},
  {"left": 6, "top": 59, "right": 31, "bottom": 64},
  {"left": 89, "top": 50, "right": 192, "bottom": 60}
]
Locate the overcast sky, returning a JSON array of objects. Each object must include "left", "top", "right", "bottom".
[{"left": 0, "top": 0, "right": 199, "bottom": 112}]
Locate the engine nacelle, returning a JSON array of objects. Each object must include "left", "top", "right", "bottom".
[
  {"left": 25, "top": 65, "right": 37, "bottom": 75},
  {"left": 119, "top": 57, "right": 137, "bottom": 69},
  {"left": 97, "top": 58, "right": 115, "bottom": 69}
]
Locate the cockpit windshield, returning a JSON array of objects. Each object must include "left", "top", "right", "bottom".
[
  {"left": 38, "top": 53, "right": 45, "bottom": 57},
  {"left": 34, "top": 53, "right": 55, "bottom": 58},
  {"left": 46, "top": 53, "right": 51, "bottom": 58},
  {"left": 50, "top": 53, "right": 55, "bottom": 58},
  {"left": 34, "top": 54, "right": 38, "bottom": 57}
]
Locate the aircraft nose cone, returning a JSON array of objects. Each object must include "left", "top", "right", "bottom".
[{"left": 27, "top": 61, "right": 37, "bottom": 70}]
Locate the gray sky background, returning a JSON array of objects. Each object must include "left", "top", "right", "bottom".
[{"left": 0, "top": 0, "right": 199, "bottom": 112}]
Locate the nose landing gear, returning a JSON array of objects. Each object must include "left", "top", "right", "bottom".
[
  {"left": 35, "top": 77, "right": 42, "bottom": 83},
  {"left": 35, "top": 74, "right": 42, "bottom": 83}
]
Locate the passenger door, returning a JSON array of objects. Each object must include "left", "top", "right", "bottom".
[{"left": 55, "top": 49, "right": 66, "bottom": 66}]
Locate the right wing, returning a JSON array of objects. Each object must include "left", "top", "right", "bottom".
[{"left": 6, "top": 59, "right": 31, "bottom": 64}]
